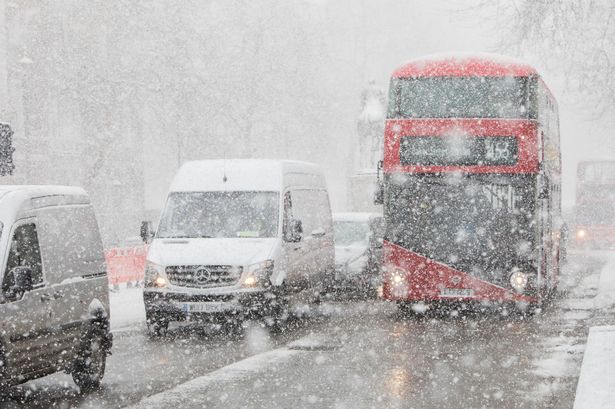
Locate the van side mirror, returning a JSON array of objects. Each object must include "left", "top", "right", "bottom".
[
  {"left": 5, "top": 266, "right": 33, "bottom": 301},
  {"left": 140, "top": 221, "right": 154, "bottom": 244},
  {"left": 285, "top": 219, "right": 303, "bottom": 243}
]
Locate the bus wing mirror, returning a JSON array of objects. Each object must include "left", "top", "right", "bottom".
[
  {"left": 374, "top": 160, "right": 384, "bottom": 205},
  {"left": 374, "top": 182, "right": 384, "bottom": 205},
  {"left": 372, "top": 237, "right": 384, "bottom": 249}
]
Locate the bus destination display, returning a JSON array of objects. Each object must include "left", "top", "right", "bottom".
[{"left": 400, "top": 135, "right": 518, "bottom": 166}]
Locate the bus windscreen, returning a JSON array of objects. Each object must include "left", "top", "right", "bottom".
[
  {"left": 400, "top": 135, "right": 518, "bottom": 166},
  {"left": 385, "top": 174, "right": 536, "bottom": 285},
  {"left": 388, "top": 76, "right": 531, "bottom": 119}
]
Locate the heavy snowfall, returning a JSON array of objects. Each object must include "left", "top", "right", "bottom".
[{"left": 0, "top": 1, "right": 615, "bottom": 408}]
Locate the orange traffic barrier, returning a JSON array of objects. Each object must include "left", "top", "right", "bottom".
[{"left": 105, "top": 245, "right": 148, "bottom": 285}]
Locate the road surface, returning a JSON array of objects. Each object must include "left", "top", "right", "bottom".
[{"left": 0, "top": 251, "right": 607, "bottom": 409}]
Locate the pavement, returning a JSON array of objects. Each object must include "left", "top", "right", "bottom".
[
  {"left": 572, "top": 252, "right": 615, "bottom": 409},
  {"left": 109, "top": 286, "right": 146, "bottom": 332},
  {"left": 573, "top": 325, "right": 615, "bottom": 409},
  {"left": 592, "top": 252, "right": 615, "bottom": 318}
]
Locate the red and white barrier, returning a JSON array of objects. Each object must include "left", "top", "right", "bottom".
[{"left": 105, "top": 245, "right": 148, "bottom": 286}]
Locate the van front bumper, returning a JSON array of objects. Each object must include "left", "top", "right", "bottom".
[{"left": 143, "top": 287, "right": 272, "bottom": 321}]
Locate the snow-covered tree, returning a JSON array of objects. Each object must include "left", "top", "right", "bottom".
[{"left": 481, "top": 0, "right": 615, "bottom": 117}]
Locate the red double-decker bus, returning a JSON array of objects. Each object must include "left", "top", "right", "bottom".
[
  {"left": 378, "top": 53, "right": 562, "bottom": 312},
  {"left": 575, "top": 161, "right": 615, "bottom": 249}
]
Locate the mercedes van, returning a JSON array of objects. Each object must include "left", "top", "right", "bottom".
[
  {"left": 0, "top": 186, "right": 111, "bottom": 391},
  {"left": 142, "top": 159, "right": 335, "bottom": 334}
]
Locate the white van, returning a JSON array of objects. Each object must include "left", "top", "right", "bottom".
[
  {"left": 142, "top": 159, "right": 335, "bottom": 334},
  {"left": 0, "top": 186, "right": 111, "bottom": 390}
]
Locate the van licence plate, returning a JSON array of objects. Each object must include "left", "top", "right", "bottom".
[
  {"left": 178, "top": 302, "right": 234, "bottom": 314},
  {"left": 440, "top": 288, "right": 474, "bottom": 298}
]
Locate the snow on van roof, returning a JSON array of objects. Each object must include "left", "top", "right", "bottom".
[
  {"left": 0, "top": 185, "right": 87, "bottom": 198},
  {"left": 391, "top": 52, "right": 538, "bottom": 78},
  {"left": 170, "top": 159, "right": 326, "bottom": 192},
  {"left": 333, "top": 212, "right": 382, "bottom": 223},
  {"left": 0, "top": 185, "right": 90, "bottom": 222}
]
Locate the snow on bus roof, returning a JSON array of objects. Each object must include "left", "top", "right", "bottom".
[{"left": 391, "top": 52, "right": 539, "bottom": 78}]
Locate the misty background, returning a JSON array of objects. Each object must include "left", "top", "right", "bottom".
[{"left": 0, "top": 0, "right": 612, "bottom": 246}]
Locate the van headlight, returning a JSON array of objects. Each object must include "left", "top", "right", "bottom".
[
  {"left": 576, "top": 229, "right": 587, "bottom": 239},
  {"left": 154, "top": 276, "right": 168, "bottom": 287},
  {"left": 242, "top": 260, "right": 274, "bottom": 288},
  {"left": 509, "top": 270, "right": 529, "bottom": 293},
  {"left": 145, "top": 261, "right": 167, "bottom": 288}
]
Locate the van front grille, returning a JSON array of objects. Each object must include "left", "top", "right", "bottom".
[{"left": 165, "top": 265, "right": 242, "bottom": 288}]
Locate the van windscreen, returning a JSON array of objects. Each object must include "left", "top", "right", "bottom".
[{"left": 157, "top": 191, "right": 279, "bottom": 239}]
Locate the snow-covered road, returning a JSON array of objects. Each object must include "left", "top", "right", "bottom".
[
  {"left": 109, "top": 287, "right": 146, "bottom": 333},
  {"left": 1, "top": 251, "right": 609, "bottom": 409}
]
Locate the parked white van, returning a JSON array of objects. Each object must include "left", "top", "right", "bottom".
[
  {"left": 142, "top": 159, "right": 335, "bottom": 334},
  {"left": 0, "top": 186, "right": 111, "bottom": 391}
]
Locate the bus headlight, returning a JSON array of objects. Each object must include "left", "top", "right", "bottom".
[
  {"left": 389, "top": 269, "right": 407, "bottom": 286},
  {"left": 386, "top": 267, "right": 408, "bottom": 298},
  {"left": 509, "top": 271, "right": 528, "bottom": 293},
  {"left": 576, "top": 229, "right": 587, "bottom": 239}
]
